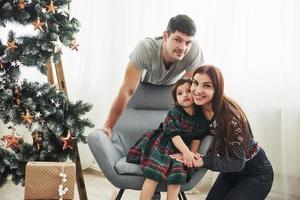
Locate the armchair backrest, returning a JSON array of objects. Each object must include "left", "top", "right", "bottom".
[{"left": 114, "top": 83, "right": 173, "bottom": 153}]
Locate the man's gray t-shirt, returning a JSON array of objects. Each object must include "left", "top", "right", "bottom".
[{"left": 129, "top": 37, "right": 204, "bottom": 85}]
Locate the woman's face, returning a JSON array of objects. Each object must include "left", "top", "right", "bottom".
[{"left": 191, "top": 73, "right": 215, "bottom": 107}]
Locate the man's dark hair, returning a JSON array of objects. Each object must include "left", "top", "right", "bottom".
[{"left": 166, "top": 14, "right": 197, "bottom": 36}]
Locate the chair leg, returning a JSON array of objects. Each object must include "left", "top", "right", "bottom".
[
  {"left": 115, "top": 189, "right": 125, "bottom": 200},
  {"left": 180, "top": 192, "right": 187, "bottom": 200},
  {"left": 178, "top": 192, "right": 183, "bottom": 200}
]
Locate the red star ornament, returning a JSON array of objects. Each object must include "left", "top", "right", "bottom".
[
  {"left": 60, "top": 131, "right": 76, "bottom": 150},
  {"left": 1, "top": 129, "right": 22, "bottom": 149}
]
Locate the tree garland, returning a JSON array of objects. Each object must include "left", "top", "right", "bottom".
[{"left": 0, "top": 0, "right": 94, "bottom": 187}]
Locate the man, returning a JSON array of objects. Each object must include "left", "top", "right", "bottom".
[
  {"left": 100, "top": 14, "right": 204, "bottom": 200},
  {"left": 101, "top": 14, "right": 204, "bottom": 139}
]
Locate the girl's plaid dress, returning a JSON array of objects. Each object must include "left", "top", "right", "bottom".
[{"left": 126, "top": 105, "right": 209, "bottom": 185}]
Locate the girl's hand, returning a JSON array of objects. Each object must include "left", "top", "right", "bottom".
[
  {"left": 170, "top": 153, "right": 204, "bottom": 168},
  {"left": 183, "top": 150, "right": 195, "bottom": 168},
  {"left": 170, "top": 153, "right": 183, "bottom": 160}
]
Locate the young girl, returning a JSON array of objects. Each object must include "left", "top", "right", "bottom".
[
  {"left": 126, "top": 79, "right": 210, "bottom": 200},
  {"left": 172, "top": 65, "right": 273, "bottom": 200}
]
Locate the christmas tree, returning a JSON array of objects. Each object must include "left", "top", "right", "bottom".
[{"left": 0, "top": 0, "right": 94, "bottom": 187}]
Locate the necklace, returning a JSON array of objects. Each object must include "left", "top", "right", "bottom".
[{"left": 202, "top": 108, "right": 214, "bottom": 120}]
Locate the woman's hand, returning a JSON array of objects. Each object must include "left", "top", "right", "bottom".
[{"left": 192, "top": 156, "right": 204, "bottom": 168}]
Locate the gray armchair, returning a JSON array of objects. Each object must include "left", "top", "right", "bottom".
[{"left": 88, "top": 83, "right": 213, "bottom": 200}]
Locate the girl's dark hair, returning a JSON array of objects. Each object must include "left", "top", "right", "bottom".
[
  {"left": 192, "top": 65, "right": 254, "bottom": 158},
  {"left": 171, "top": 78, "right": 192, "bottom": 105}
]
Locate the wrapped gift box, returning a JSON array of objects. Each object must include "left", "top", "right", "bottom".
[{"left": 24, "top": 161, "right": 76, "bottom": 200}]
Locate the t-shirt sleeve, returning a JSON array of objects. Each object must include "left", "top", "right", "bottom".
[
  {"left": 185, "top": 40, "right": 205, "bottom": 72},
  {"left": 163, "top": 109, "right": 182, "bottom": 138},
  {"left": 194, "top": 128, "right": 210, "bottom": 140},
  {"left": 193, "top": 110, "right": 210, "bottom": 140},
  {"left": 129, "top": 40, "right": 150, "bottom": 71}
]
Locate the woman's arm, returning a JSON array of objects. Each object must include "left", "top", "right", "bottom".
[
  {"left": 201, "top": 143, "right": 246, "bottom": 172},
  {"left": 172, "top": 142, "right": 246, "bottom": 172},
  {"left": 173, "top": 117, "right": 248, "bottom": 172},
  {"left": 201, "top": 117, "right": 248, "bottom": 172}
]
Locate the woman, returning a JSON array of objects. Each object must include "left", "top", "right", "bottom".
[{"left": 172, "top": 65, "right": 273, "bottom": 200}]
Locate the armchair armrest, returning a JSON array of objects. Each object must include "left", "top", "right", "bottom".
[
  {"left": 87, "top": 130, "right": 125, "bottom": 179},
  {"left": 199, "top": 135, "right": 214, "bottom": 155}
]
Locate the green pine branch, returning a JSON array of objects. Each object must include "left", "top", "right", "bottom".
[{"left": 0, "top": 0, "right": 94, "bottom": 187}]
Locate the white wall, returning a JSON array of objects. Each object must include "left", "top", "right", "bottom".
[{"left": 1, "top": 0, "right": 299, "bottom": 195}]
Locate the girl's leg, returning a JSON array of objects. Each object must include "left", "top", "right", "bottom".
[
  {"left": 166, "top": 184, "right": 181, "bottom": 200},
  {"left": 139, "top": 178, "right": 158, "bottom": 200}
]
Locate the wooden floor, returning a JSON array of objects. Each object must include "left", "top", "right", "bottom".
[{"left": 0, "top": 168, "right": 299, "bottom": 200}]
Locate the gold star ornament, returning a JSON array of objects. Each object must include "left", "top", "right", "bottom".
[
  {"left": 69, "top": 40, "right": 79, "bottom": 51},
  {"left": 32, "top": 17, "right": 45, "bottom": 31},
  {"left": 46, "top": 1, "right": 58, "bottom": 14},
  {"left": 60, "top": 131, "right": 76, "bottom": 150},
  {"left": 0, "top": 58, "right": 6, "bottom": 70},
  {"left": 18, "top": 0, "right": 27, "bottom": 10},
  {"left": 14, "top": 86, "right": 21, "bottom": 106},
  {"left": 21, "top": 110, "right": 33, "bottom": 125},
  {"left": 32, "top": 130, "right": 43, "bottom": 150},
  {"left": 6, "top": 41, "right": 18, "bottom": 51}
]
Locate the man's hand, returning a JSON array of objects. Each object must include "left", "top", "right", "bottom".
[{"left": 98, "top": 126, "right": 112, "bottom": 140}]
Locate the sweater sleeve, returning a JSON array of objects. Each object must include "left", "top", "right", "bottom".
[
  {"left": 163, "top": 109, "right": 182, "bottom": 138},
  {"left": 202, "top": 117, "right": 247, "bottom": 173},
  {"left": 202, "top": 143, "right": 246, "bottom": 172}
]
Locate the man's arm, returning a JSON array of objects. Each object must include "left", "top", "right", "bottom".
[{"left": 101, "top": 61, "right": 142, "bottom": 138}]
